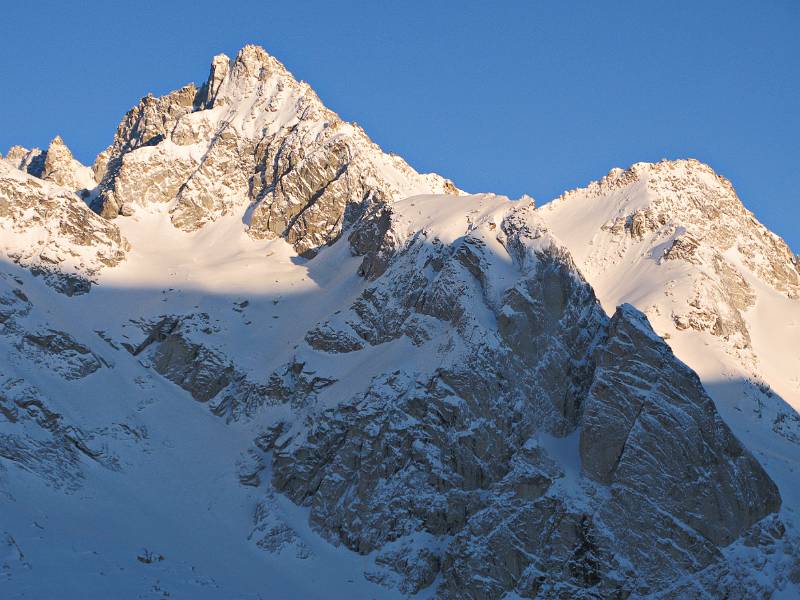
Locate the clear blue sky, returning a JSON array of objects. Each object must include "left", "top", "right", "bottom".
[{"left": 2, "top": 1, "right": 798, "bottom": 250}]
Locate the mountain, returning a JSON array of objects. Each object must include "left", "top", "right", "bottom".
[
  {"left": 1, "top": 45, "right": 798, "bottom": 599},
  {"left": 90, "top": 45, "right": 457, "bottom": 257},
  {"left": 6, "top": 135, "right": 97, "bottom": 195},
  {"left": 539, "top": 159, "right": 800, "bottom": 523}
]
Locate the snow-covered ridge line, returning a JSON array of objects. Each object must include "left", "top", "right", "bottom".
[
  {"left": 539, "top": 156, "right": 799, "bottom": 406},
  {"left": 543, "top": 158, "right": 798, "bottom": 298}
]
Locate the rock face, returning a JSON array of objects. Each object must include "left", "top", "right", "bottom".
[
  {"left": 91, "top": 45, "right": 458, "bottom": 256},
  {"left": 551, "top": 159, "right": 798, "bottom": 299},
  {"left": 0, "top": 274, "right": 120, "bottom": 491},
  {"left": 581, "top": 306, "right": 780, "bottom": 579},
  {"left": 122, "top": 313, "right": 269, "bottom": 421},
  {"left": 538, "top": 158, "right": 800, "bottom": 487},
  {"left": 39, "top": 136, "right": 96, "bottom": 193},
  {"left": 90, "top": 84, "right": 200, "bottom": 219},
  {"left": 5, "top": 146, "right": 45, "bottom": 177},
  {"left": 5, "top": 137, "right": 96, "bottom": 195},
  {"left": 0, "top": 159, "right": 128, "bottom": 294},
  {"left": 261, "top": 195, "right": 781, "bottom": 598},
  {"left": 1, "top": 278, "right": 104, "bottom": 382}
]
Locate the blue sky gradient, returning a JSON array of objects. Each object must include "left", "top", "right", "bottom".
[{"left": 2, "top": 1, "right": 797, "bottom": 249}]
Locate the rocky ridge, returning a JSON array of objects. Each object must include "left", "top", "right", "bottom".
[
  {"left": 539, "top": 158, "right": 800, "bottom": 458},
  {"left": 541, "top": 159, "right": 800, "bottom": 362},
  {"left": 91, "top": 45, "right": 458, "bottom": 256},
  {"left": 252, "top": 195, "right": 785, "bottom": 598},
  {"left": 6, "top": 136, "right": 96, "bottom": 195},
  {"left": 0, "top": 159, "right": 128, "bottom": 294}
]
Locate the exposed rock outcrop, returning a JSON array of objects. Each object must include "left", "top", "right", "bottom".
[
  {"left": 1, "top": 44, "right": 796, "bottom": 600},
  {"left": 0, "top": 276, "right": 121, "bottom": 490},
  {"left": 0, "top": 160, "right": 128, "bottom": 294},
  {"left": 6, "top": 137, "right": 96, "bottom": 195},
  {"left": 541, "top": 159, "right": 800, "bottom": 367},
  {"left": 4, "top": 146, "right": 46, "bottom": 178},
  {"left": 262, "top": 195, "right": 782, "bottom": 598},
  {"left": 91, "top": 45, "right": 458, "bottom": 256},
  {"left": 581, "top": 305, "right": 780, "bottom": 583},
  {"left": 124, "top": 314, "right": 269, "bottom": 421},
  {"left": 39, "top": 136, "right": 96, "bottom": 193}
]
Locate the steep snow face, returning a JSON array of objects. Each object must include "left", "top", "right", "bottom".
[
  {"left": 0, "top": 265, "right": 410, "bottom": 600},
  {"left": 539, "top": 158, "right": 800, "bottom": 410},
  {"left": 3, "top": 188, "right": 789, "bottom": 599},
  {"left": 266, "top": 194, "right": 785, "bottom": 598},
  {"left": 538, "top": 158, "right": 800, "bottom": 585},
  {"left": 0, "top": 174, "right": 390, "bottom": 597},
  {"left": 91, "top": 45, "right": 458, "bottom": 256}
]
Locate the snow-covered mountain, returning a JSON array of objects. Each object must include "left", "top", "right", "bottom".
[
  {"left": 539, "top": 159, "right": 800, "bottom": 528},
  {"left": 90, "top": 45, "right": 458, "bottom": 257},
  {"left": 1, "top": 45, "right": 798, "bottom": 599}
]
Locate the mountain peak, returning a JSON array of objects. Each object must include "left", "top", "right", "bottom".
[
  {"left": 43, "top": 135, "right": 73, "bottom": 166},
  {"left": 2, "top": 42, "right": 799, "bottom": 600},
  {"left": 4, "top": 144, "right": 45, "bottom": 176},
  {"left": 581, "top": 158, "right": 732, "bottom": 201},
  {"left": 195, "top": 44, "right": 307, "bottom": 111},
  {"left": 233, "top": 43, "right": 286, "bottom": 73},
  {"left": 201, "top": 53, "right": 230, "bottom": 107},
  {"left": 41, "top": 135, "right": 95, "bottom": 192},
  {"left": 545, "top": 158, "right": 799, "bottom": 300},
  {"left": 3, "top": 136, "right": 93, "bottom": 193},
  {"left": 89, "top": 44, "right": 457, "bottom": 255}
]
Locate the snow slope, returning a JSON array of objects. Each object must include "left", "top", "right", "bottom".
[
  {"left": 0, "top": 202, "right": 404, "bottom": 599},
  {"left": 539, "top": 159, "right": 800, "bottom": 410}
]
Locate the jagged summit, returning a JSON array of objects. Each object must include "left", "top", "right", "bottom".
[
  {"left": 541, "top": 157, "right": 799, "bottom": 363},
  {"left": 553, "top": 158, "right": 746, "bottom": 219},
  {"left": 90, "top": 44, "right": 458, "bottom": 256},
  {"left": 40, "top": 135, "right": 96, "bottom": 192},
  {"left": 5, "top": 144, "right": 46, "bottom": 177},
  {"left": 0, "top": 158, "right": 127, "bottom": 294},
  {"left": 197, "top": 44, "right": 298, "bottom": 107},
  {"left": 4, "top": 135, "right": 95, "bottom": 194}
]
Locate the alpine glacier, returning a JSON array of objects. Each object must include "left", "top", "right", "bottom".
[{"left": 1, "top": 45, "right": 798, "bottom": 599}]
